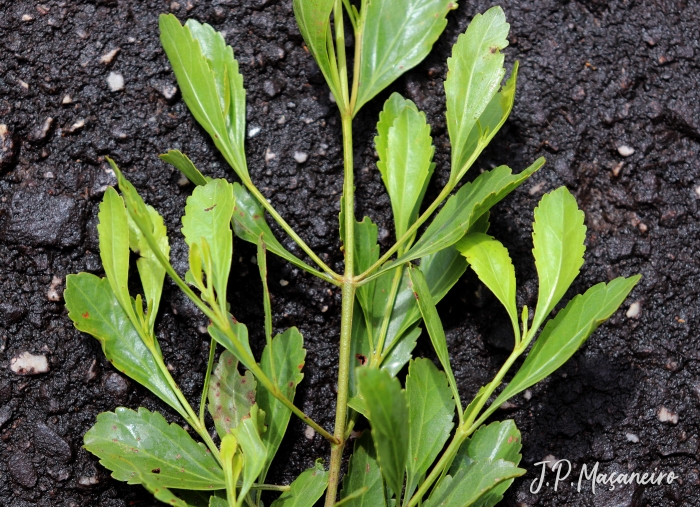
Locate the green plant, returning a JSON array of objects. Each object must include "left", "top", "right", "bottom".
[{"left": 64, "top": 4, "right": 639, "bottom": 507}]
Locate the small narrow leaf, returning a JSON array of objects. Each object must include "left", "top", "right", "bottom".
[
  {"left": 160, "top": 150, "right": 209, "bottom": 186},
  {"left": 354, "top": 217, "right": 380, "bottom": 326},
  {"left": 234, "top": 405, "right": 267, "bottom": 503},
  {"left": 208, "top": 351, "right": 256, "bottom": 438},
  {"left": 84, "top": 407, "right": 224, "bottom": 490},
  {"left": 357, "top": 368, "right": 408, "bottom": 498},
  {"left": 208, "top": 319, "right": 256, "bottom": 372},
  {"left": 380, "top": 326, "right": 420, "bottom": 377},
  {"left": 531, "top": 187, "right": 587, "bottom": 332},
  {"left": 270, "top": 460, "right": 329, "bottom": 507},
  {"left": 140, "top": 477, "right": 189, "bottom": 507},
  {"left": 340, "top": 431, "right": 386, "bottom": 507},
  {"left": 405, "top": 359, "right": 455, "bottom": 500}
]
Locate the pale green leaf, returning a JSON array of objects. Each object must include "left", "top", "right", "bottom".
[
  {"left": 208, "top": 351, "right": 256, "bottom": 438},
  {"left": 160, "top": 150, "right": 210, "bottom": 186},
  {"left": 355, "top": 0, "right": 455, "bottom": 113},
  {"left": 234, "top": 405, "right": 267, "bottom": 503},
  {"left": 380, "top": 326, "right": 420, "bottom": 377},
  {"left": 140, "top": 477, "right": 190, "bottom": 507},
  {"left": 84, "top": 407, "right": 224, "bottom": 490},
  {"left": 340, "top": 431, "right": 386, "bottom": 507},
  {"left": 354, "top": 216, "right": 380, "bottom": 326},
  {"left": 531, "top": 186, "right": 587, "bottom": 332},
  {"left": 271, "top": 460, "right": 329, "bottom": 507},
  {"left": 208, "top": 319, "right": 256, "bottom": 372}
]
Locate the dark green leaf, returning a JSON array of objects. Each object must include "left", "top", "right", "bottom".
[
  {"left": 354, "top": 217, "right": 380, "bottom": 326},
  {"left": 208, "top": 351, "right": 256, "bottom": 438},
  {"left": 380, "top": 326, "right": 420, "bottom": 377},
  {"left": 357, "top": 368, "right": 408, "bottom": 497},
  {"left": 65, "top": 273, "right": 185, "bottom": 417},
  {"left": 140, "top": 477, "right": 189, "bottom": 507},
  {"left": 270, "top": 460, "right": 329, "bottom": 507},
  {"left": 160, "top": 150, "right": 210, "bottom": 186},
  {"left": 208, "top": 319, "right": 256, "bottom": 373},
  {"left": 405, "top": 359, "right": 455, "bottom": 500},
  {"left": 84, "top": 407, "right": 224, "bottom": 490},
  {"left": 340, "top": 431, "right": 386, "bottom": 507},
  {"left": 355, "top": 0, "right": 455, "bottom": 113}
]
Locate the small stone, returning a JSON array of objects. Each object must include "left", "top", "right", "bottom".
[
  {"left": 657, "top": 406, "right": 679, "bottom": 424},
  {"left": 263, "top": 78, "right": 285, "bottom": 98},
  {"left": 64, "top": 118, "right": 85, "bottom": 134},
  {"left": 10, "top": 352, "right": 49, "bottom": 375},
  {"left": 529, "top": 181, "right": 545, "bottom": 195},
  {"left": 694, "top": 185, "right": 700, "bottom": 198},
  {"left": 99, "top": 48, "right": 120, "bottom": 64},
  {"left": 171, "top": 1, "right": 181, "bottom": 9},
  {"left": 304, "top": 425, "right": 315, "bottom": 440},
  {"left": 625, "top": 433, "right": 639, "bottom": 443},
  {"left": 0, "top": 124, "right": 18, "bottom": 170},
  {"left": 626, "top": 301, "right": 641, "bottom": 319},
  {"left": 612, "top": 161, "right": 624, "bottom": 177},
  {"left": 8, "top": 452, "right": 37, "bottom": 488},
  {"left": 0, "top": 405, "right": 13, "bottom": 429},
  {"left": 107, "top": 72, "right": 124, "bottom": 92},
  {"left": 523, "top": 389, "right": 532, "bottom": 401},
  {"left": 44, "top": 171, "right": 55, "bottom": 179},
  {"left": 78, "top": 475, "right": 99, "bottom": 487},
  {"left": 279, "top": 279, "right": 289, "bottom": 287},
  {"left": 104, "top": 372, "right": 130, "bottom": 397},
  {"left": 160, "top": 84, "right": 177, "bottom": 100},
  {"left": 27, "top": 117, "right": 54, "bottom": 144},
  {"left": 18, "top": 79, "right": 29, "bottom": 90},
  {"left": 22, "top": 14, "right": 34, "bottom": 21},
  {"left": 47, "top": 276, "right": 63, "bottom": 301},
  {"left": 34, "top": 422, "right": 72, "bottom": 462},
  {"left": 248, "top": 126, "right": 261, "bottom": 138},
  {"left": 638, "top": 223, "right": 648, "bottom": 233},
  {"left": 617, "top": 145, "right": 635, "bottom": 157},
  {"left": 265, "top": 148, "right": 276, "bottom": 163},
  {"left": 321, "top": 305, "right": 328, "bottom": 313},
  {"left": 61, "top": 94, "right": 72, "bottom": 104},
  {"left": 293, "top": 151, "right": 308, "bottom": 163}
]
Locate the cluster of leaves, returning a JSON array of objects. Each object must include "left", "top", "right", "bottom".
[{"left": 64, "top": 3, "right": 639, "bottom": 507}]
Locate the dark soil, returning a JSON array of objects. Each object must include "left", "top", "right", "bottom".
[{"left": 1, "top": 0, "right": 699, "bottom": 506}]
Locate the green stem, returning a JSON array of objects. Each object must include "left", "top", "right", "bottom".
[
  {"left": 200, "top": 339, "right": 217, "bottom": 423},
  {"left": 371, "top": 265, "right": 403, "bottom": 364}
]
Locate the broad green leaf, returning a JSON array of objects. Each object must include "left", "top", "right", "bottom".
[
  {"left": 159, "top": 15, "right": 248, "bottom": 181},
  {"left": 65, "top": 273, "right": 185, "bottom": 418},
  {"left": 355, "top": 0, "right": 455, "bottom": 113},
  {"left": 270, "top": 459, "right": 328, "bottom": 507},
  {"left": 394, "top": 159, "right": 544, "bottom": 266},
  {"left": 340, "top": 431, "right": 386, "bottom": 507},
  {"left": 456, "top": 233, "right": 518, "bottom": 340},
  {"left": 380, "top": 326, "right": 420, "bottom": 376},
  {"left": 208, "top": 351, "right": 256, "bottom": 438},
  {"left": 354, "top": 217, "right": 380, "bottom": 327},
  {"left": 424, "top": 459, "right": 525, "bottom": 507},
  {"left": 407, "top": 266, "right": 460, "bottom": 412},
  {"left": 182, "top": 179, "right": 235, "bottom": 302},
  {"left": 173, "top": 489, "right": 226, "bottom": 507},
  {"left": 375, "top": 94, "right": 435, "bottom": 241},
  {"left": 446, "top": 6, "right": 510, "bottom": 181},
  {"left": 489, "top": 276, "right": 641, "bottom": 417},
  {"left": 208, "top": 318, "right": 256, "bottom": 372},
  {"left": 97, "top": 187, "right": 134, "bottom": 323},
  {"left": 232, "top": 183, "right": 322, "bottom": 278},
  {"left": 292, "top": 0, "right": 340, "bottom": 101},
  {"left": 84, "top": 407, "right": 224, "bottom": 490},
  {"left": 257, "top": 328, "right": 306, "bottom": 480},
  {"left": 234, "top": 405, "right": 267, "bottom": 503},
  {"left": 186, "top": 19, "right": 247, "bottom": 176},
  {"left": 357, "top": 368, "right": 408, "bottom": 497},
  {"left": 160, "top": 150, "right": 210, "bottom": 186},
  {"left": 405, "top": 359, "right": 455, "bottom": 500},
  {"left": 531, "top": 187, "right": 587, "bottom": 332},
  {"left": 140, "top": 476, "right": 189, "bottom": 507},
  {"left": 210, "top": 496, "right": 228, "bottom": 507}
]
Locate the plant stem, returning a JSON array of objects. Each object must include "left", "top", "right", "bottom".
[
  {"left": 200, "top": 339, "right": 217, "bottom": 423},
  {"left": 371, "top": 265, "right": 403, "bottom": 364}
]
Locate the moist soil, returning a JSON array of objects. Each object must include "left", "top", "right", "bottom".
[{"left": 1, "top": 0, "right": 699, "bottom": 506}]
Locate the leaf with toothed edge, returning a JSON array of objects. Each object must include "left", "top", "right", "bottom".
[{"left": 270, "top": 459, "right": 329, "bottom": 507}]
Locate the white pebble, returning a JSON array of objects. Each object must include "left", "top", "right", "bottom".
[
  {"left": 65, "top": 118, "right": 85, "bottom": 133},
  {"left": 694, "top": 185, "right": 700, "bottom": 198},
  {"left": 293, "top": 151, "right": 308, "bottom": 164},
  {"left": 10, "top": 352, "right": 49, "bottom": 375},
  {"left": 617, "top": 145, "right": 635, "bottom": 157},
  {"left": 107, "top": 72, "right": 124, "bottom": 92},
  {"left": 78, "top": 476, "right": 99, "bottom": 486},
  {"left": 625, "top": 433, "right": 639, "bottom": 443},
  {"left": 61, "top": 94, "right": 72, "bottom": 104},
  {"left": 19, "top": 79, "right": 29, "bottom": 90},
  {"left": 626, "top": 301, "right": 641, "bottom": 319},
  {"left": 160, "top": 85, "right": 177, "bottom": 100},
  {"left": 44, "top": 171, "right": 55, "bottom": 179},
  {"left": 321, "top": 305, "right": 328, "bottom": 313},
  {"left": 304, "top": 425, "right": 315, "bottom": 440},
  {"left": 22, "top": 14, "right": 34, "bottom": 21},
  {"left": 657, "top": 406, "right": 679, "bottom": 424},
  {"left": 248, "top": 126, "right": 261, "bottom": 138},
  {"left": 100, "top": 48, "right": 120, "bottom": 64},
  {"left": 265, "top": 148, "right": 276, "bottom": 163},
  {"left": 47, "top": 275, "right": 63, "bottom": 301},
  {"left": 529, "top": 181, "right": 545, "bottom": 195},
  {"left": 523, "top": 389, "right": 532, "bottom": 401},
  {"left": 279, "top": 279, "right": 289, "bottom": 287}
]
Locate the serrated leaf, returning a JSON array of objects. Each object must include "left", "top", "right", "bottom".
[
  {"left": 375, "top": 94, "right": 435, "bottom": 241},
  {"left": 160, "top": 150, "right": 210, "bottom": 186},
  {"left": 208, "top": 351, "right": 256, "bottom": 438},
  {"left": 271, "top": 460, "right": 328, "bottom": 507},
  {"left": 380, "top": 326, "right": 420, "bottom": 377},
  {"left": 456, "top": 233, "right": 518, "bottom": 340},
  {"left": 65, "top": 273, "right": 185, "bottom": 418},
  {"left": 208, "top": 319, "right": 256, "bottom": 373},
  {"left": 424, "top": 459, "right": 525, "bottom": 507},
  {"left": 234, "top": 405, "right": 267, "bottom": 503},
  {"left": 182, "top": 179, "right": 235, "bottom": 302},
  {"left": 357, "top": 368, "right": 408, "bottom": 498},
  {"left": 446, "top": 6, "right": 510, "bottom": 181},
  {"left": 488, "top": 276, "right": 641, "bottom": 417},
  {"left": 257, "top": 328, "right": 306, "bottom": 481},
  {"left": 84, "top": 407, "right": 224, "bottom": 490},
  {"left": 393, "top": 159, "right": 544, "bottom": 266},
  {"left": 531, "top": 187, "right": 587, "bottom": 332},
  {"left": 355, "top": 0, "right": 455, "bottom": 113},
  {"left": 340, "top": 431, "right": 386, "bottom": 507},
  {"left": 140, "top": 476, "right": 190, "bottom": 507},
  {"left": 159, "top": 14, "right": 248, "bottom": 181},
  {"left": 405, "top": 358, "right": 455, "bottom": 500}
]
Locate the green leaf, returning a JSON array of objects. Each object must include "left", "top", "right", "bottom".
[
  {"left": 210, "top": 496, "right": 228, "bottom": 507},
  {"left": 357, "top": 368, "right": 408, "bottom": 498},
  {"left": 394, "top": 159, "right": 544, "bottom": 266},
  {"left": 65, "top": 273, "right": 185, "bottom": 418},
  {"left": 445, "top": 6, "right": 510, "bottom": 181},
  {"left": 159, "top": 14, "right": 248, "bottom": 181},
  {"left": 292, "top": 0, "right": 341, "bottom": 102},
  {"left": 271, "top": 460, "right": 329, "bottom": 507},
  {"left": 160, "top": 150, "right": 210, "bottom": 186},
  {"left": 489, "top": 275, "right": 641, "bottom": 416},
  {"left": 234, "top": 405, "right": 267, "bottom": 503},
  {"left": 97, "top": 187, "right": 134, "bottom": 323},
  {"left": 354, "top": 217, "right": 380, "bottom": 326},
  {"left": 182, "top": 179, "right": 235, "bottom": 302},
  {"left": 340, "top": 431, "right": 386, "bottom": 507},
  {"left": 257, "top": 328, "right": 306, "bottom": 480},
  {"left": 405, "top": 359, "right": 455, "bottom": 500},
  {"left": 531, "top": 187, "right": 587, "bottom": 332},
  {"left": 375, "top": 94, "right": 435, "bottom": 241},
  {"left": 380, "top": 326, "right": 420, "bottom": 377},
  {"left": 140, "top": 476, "right": 190, "bottom": 507},
  {"left": 84, "top": 407, "right": 224, "bottom": 490},
  {"left": 456, "top": 233, "right": 518, "bottom": 340},
  {"left": 208, "top": 351, "right": 256, "bottom": 438},
  {"left": 232, "top": 183, "right": 322, "bottom": 278},
  {"left": 424, "top": 459, "right": 525, "bottom": 507},
  {"left": 208, "top": 319, "right": 256, "bottom": 372},
  {"left": 355, "top": 0, "right": 455, "bottom": 113},
  {"left": 407, "top": 266, "right": 460, "bottom": 413}
]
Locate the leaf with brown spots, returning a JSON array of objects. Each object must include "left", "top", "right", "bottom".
[{"left": 207, "top": 350, "right": 256, "bottom": 439}]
